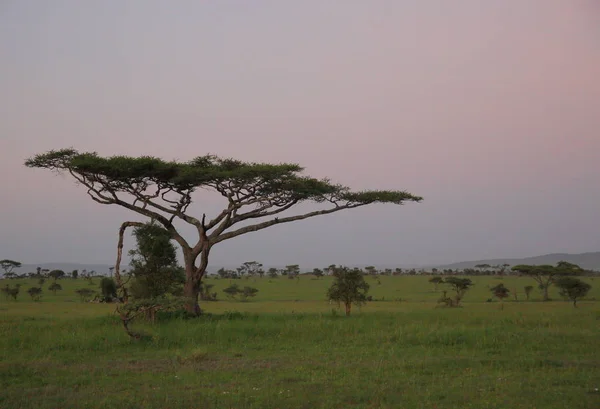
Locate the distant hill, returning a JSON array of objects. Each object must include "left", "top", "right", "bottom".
[
  {"left": 9, "top": 252, "right": 600, "bottom": 275},
  {"left": 433, "top": 252, "right": 600, "bottom": 271}
]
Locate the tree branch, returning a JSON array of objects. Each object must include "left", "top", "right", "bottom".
[{"left": 212, "top": 203, "right": 364, "bottom": 244}]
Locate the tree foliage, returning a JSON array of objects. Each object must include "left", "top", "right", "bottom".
[
  {"left": 128, "top": 222, "right": 185, "bottom": 299},
  {"left": 490, "top": 283, "right": 510, "bottom": 309},
  {"left": 99, "top": 277, "right": 118, "bottom": 301},
  {"left": 49, "top": 282, "right": 62, "bottom": 295},
  {"left": 438, "top": 277, "right": 473, "bottom": 307},
  {"left": 25, "top": 148, "right": 422, "bottom": 314},
  {"left": 0, "top": 260, "right": 21, "bottom": 277},
  {"left": 48, "top": 269, "right": 65, "bottom": 281},
  {"left": 327, "top": 267, "right": 370, "bottom": 316},
  {"left": 512, "top": 261, "right": 584, "bottom": 301},
  {"left": 553, "top": 277, "right": 591, "bottom": 307},
  {"left": 428, "top": 276, "right": 444, "bottom": 291},
  {"left": 27, "top": 287, "right": 42, "bottom": 301}
]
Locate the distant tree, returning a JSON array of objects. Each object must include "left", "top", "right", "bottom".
[
  {"left": 312, "top": 268, "right": 324, "bottom": 278},
  {"left": 27, "top": 287, "right": 42, "bottom": 301},
  {"left": 285, "top": 265, "right": 300, "bottom": 280},
  {"left": 524, "top": 285, "right": 534, "bottom": 301},
  {"left": 99, "top": 277, "right": 117, "bottom": 301},
  {"left": 237, "top": 261, "right": 264, "bottom": 278},
  {"left": 393, "top": 268, "right": 403, "bottom": 276},
  {"left": 223, "top": 284, "right": 241, "bottom": 300},
  {"left": 217, "top": 267, "right": 236, "bottom": 279},
  {"left": 72, "top": 270, "right": 79, "bottom": 279},
  {"left": 109, "top": 266, "right": 114, "bottom": 278},
  {"left": 75, "top": 288, "right": 95, "bottom": 302},
  {"left": 267, "top": 267, "right": 279, "bottom": 279},
  {"left": 490, "top": 283, "right": 510, "bottom": 310},
  {"left": 0, "top": 260, "right": 21, "bottom": 278},
  {"left": 441, "top": 277, "right": 473, "bottom": 307},
  {"left": 48, "top": 269, "right": 65, "bottom": 281},
  {"left": 326, "top": 267, "right": 370, "bottom": 316},
  {"left": 199, "top": 282, "right": 217, "bottom": 301},
  {"left": 240, "top": 286, "right": 259, "bottom": 301},
  {"left": 554, "top": 277, "right": 591, "bottom": 307},
  {"left": 325, "top": 264, "right": 337, "bottom": 276},
  {"left": 2, "top": 284, "right": 20, "bottom": 301},
  {"left": 512, "top": 261, "right": 584, "bottom": 301},
  {"left": 26, "top": 148, "right": 421, "bottom": 315},
  {"left": 37, "top": 278, "right": 45, "bottom": 286},
  {"left": 429, "top": 276, "right": 444, "bottom": 292},
  {"left": 364, "top": 266, "right": 378, "bottom": 276},
  {"left": 48, "top": 282, "right": 62, "bottom": 295}
]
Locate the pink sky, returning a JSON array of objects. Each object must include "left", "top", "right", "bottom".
[{"left": 0, "top": 1, "right": 599, "bottom": 267}]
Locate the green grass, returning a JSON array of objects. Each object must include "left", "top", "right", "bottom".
[{"left": 1, "top": 276, "right": 599, "bottom": 408}]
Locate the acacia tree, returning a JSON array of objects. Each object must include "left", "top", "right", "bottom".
[
  {"left": 554, "top": 277, "right": 591, "bottom": 307},
  {"left": 490, "top": 283, "right": 510, "bottom": 310},
  {"left": 0, "top": 260, "right": 21, "bottom": 278},
  {"left": 428, "top": 276, "right": 444, "bottom": 292},
  {"left": 327, "top": 267, "right": 370, "bottom": 316},
  {"left": 237, "top": 261, "right": 264, "bottom": 278},
  {"left": 512, "top": 261, "right": 584, "bottom": 301},
  {"left": 26, "top": 149, "right": 421, "bottom": 314}
]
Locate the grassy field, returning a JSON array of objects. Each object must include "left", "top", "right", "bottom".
[{"left": 1, "top": 275, "right": 599, "bottom": 408}]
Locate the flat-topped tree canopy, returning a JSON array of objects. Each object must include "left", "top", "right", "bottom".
[{"left": 26, "top": 148, "right": 422, "bottom": 314}]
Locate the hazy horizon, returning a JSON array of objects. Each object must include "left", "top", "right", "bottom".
[{"left": 1, "top": 1, "right": 599, "bottom": 267}]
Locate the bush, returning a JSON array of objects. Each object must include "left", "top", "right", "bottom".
[
  {"left": 99, "top": 277, "right": 117, "bottom": 301},
  {"left": 48, "top": 282, "right": 62, "bottom": 295},
  {"left": 76, "top": 288, "right": 95, "bottom": 302},
  {"left": 27, "top": 287, "right": 43, "bottom": 301}
]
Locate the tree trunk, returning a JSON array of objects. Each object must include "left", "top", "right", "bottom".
[
  {"left": 345, "top": 302, "right": 351, "bottom": 316},
  {"left": 542, "top": 285, "right": 549, "bottom": 301},
  {"left": 183, "top": 273, "right": 202, "bottom": 315},
  {"left": 573, "top": 299, "right": 577, "bottom": 308}
]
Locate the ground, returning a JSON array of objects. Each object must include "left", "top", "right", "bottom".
[{"left": 1, "top": 275, "right": 599, "bottom": 408}]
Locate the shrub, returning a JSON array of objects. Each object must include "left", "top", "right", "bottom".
[{"left": 27, "top": 287, "right": 43, "bottom": 301}]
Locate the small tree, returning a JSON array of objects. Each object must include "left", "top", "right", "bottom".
[
  {"left": 223, "top": 284, "right": 241, "bottom": 300},
  {"left": 48, "top": 269, "right": 65, "bottom": 281},
  {"left": 2, "top": 284, "right": 20, "bottom": 301},
  {"left": 72, "top": 270, "right": 79, "bottom": 279},
  {"left": 0, "top": 260, "right": 21, "bottom": 278},
  {"left": 524, "top": 285, "right": 534, "bottom": 301},
  {"left": 48, "top": 282, "right": 62, "bottom": 295},
  {"left": 127, "top": 222, "right": 185, "bottom": 300},
  {"left": 99, "top": 277, "right": 117, "bottom": 301},
  {"left": 326, "top": 267, "right": 370, "bottom": 316},
  {"left": 285, "top": 265, "right": 300, "bottom": 280},
  {"left": 76, "top": 288, "right": 96, "bottom": 302},
  {"left": 240, "top": 286, "right": 259, "bottom": 301},
  {"left": 312, "top": 268, "right": 324, "bottom": 278},
  {"left": 442, "top": 277, "right": 473, "bottom": 307},
  {"left": 27, "top": 287, "right": 42, "bottom": 301},
  {"left": 554, "top": 277, "right": 591, "bottom": 307},
  {"left": 237, "top": 261, "right": 264, "bottom": 278},
  {"left": 267, "top": 267, "right": 279, "bottom": 279},
  {"left": 429, "top": 276, "right": 444, "bottom": 292},
  {"left": 512, "top": 261, "right": 584, "bottom": 301},
  {"left": 199, "top": 282, "right": 217, "bottom": 301},
  {"left": 490, "top": 283, "right": 510, "bottom": 310}
]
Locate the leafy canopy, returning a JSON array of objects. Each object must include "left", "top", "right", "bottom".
[{"left": 25, "top": 149, "right": 422, "bottom": 220}]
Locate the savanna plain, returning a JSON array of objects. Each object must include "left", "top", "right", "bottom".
[{"left": 1, "top": 275, "right": 599, "bottom": 409}]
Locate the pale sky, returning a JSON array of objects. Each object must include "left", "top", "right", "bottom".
[{"left": 1, "top": 1, "right": 599, "bottom": 268}]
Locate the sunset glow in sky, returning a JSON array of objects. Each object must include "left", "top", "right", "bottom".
[{"left": 1, "top": 1, "right": 599, "bottom": 267}]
